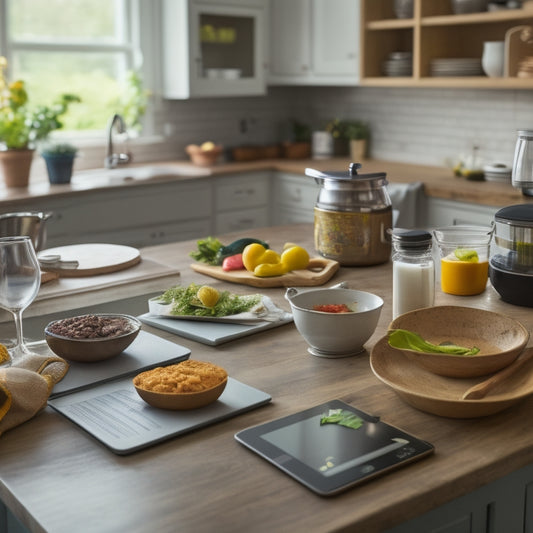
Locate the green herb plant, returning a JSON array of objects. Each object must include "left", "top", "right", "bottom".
[
  {"left": 0, "top": 56, "right": 81, "bottom": 150},
  {"left": 189, "top": 236, "right": 224, "bottom": 265}
]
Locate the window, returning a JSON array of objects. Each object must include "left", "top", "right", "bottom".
[{"left": 0, "top": 0, "right": 145, "bottom": 133}]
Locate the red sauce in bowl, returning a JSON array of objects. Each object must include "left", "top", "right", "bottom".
[{"left": 312, "top": 304, "right": 352, "bottom": 313}]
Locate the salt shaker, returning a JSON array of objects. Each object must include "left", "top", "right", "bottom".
[{"left": 391, "top": 229, "right": 435, "bottom": 319}]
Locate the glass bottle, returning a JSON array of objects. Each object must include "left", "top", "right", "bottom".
[{"left": 391, "top": 229, "right": 435, "bottom": 319}]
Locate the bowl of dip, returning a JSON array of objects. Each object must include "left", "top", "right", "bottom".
[
  {"left": 45, "top": 313, "right": 141, "bottom": 362},
  {"left": 285, "top": 285, "right": 383, "bottom": 358}
]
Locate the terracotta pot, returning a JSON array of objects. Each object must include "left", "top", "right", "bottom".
[
  {"left": 0, "top": 149, "right": 35, "bottom": 188},
  {"left": 349, "top": 139, "right": 368, "bottom": 162}
]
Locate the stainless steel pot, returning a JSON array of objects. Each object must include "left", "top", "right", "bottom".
[
  {"left": 0, "top": 212, "right": 52, "bottom": 251},
  {"left": 306, "top": 163, "right": 393, "bottom": 266}
]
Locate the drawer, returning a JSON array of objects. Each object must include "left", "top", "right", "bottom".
[
  {"left": 275, "top": 174, "right": 318, "bottom": 210},
  {"left": 215, "top": 172, "right": 270, "bottom": 211},
  {"left": 215, "top": 207, "right": 269, "bottom": 233},
  {"left": 276, "top": 207, "right": 314, "bottom": 225}
]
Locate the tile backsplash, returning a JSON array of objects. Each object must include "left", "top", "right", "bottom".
[{"left": 53, "top": 85, "right": 533, "bottom": 177}]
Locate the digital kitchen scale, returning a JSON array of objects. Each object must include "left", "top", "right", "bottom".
[{"left": 235, "top": 400, "right": 434, "bottom": 496}]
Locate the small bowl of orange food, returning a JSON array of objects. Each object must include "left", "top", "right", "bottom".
[
  {"left": 133, "top": 360, "right": 228, "bottom": 410},
  {"left": 285, "top": 285, "right": 383, "bottom": 358},
  {"left": 388, "top": 306, "right": 529, "bottom": 378},
  {"left": 185, "top": 141, "right": 223, "bottom": 167},
  {"left": 433, "top": 225, "right": 494, "bottom": 295}
]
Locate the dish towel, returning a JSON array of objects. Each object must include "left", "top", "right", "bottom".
[{"left": 0, "top": 351, "right": 68, "bottom": 434}]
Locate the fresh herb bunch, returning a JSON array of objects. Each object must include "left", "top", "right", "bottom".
[
  {"left": 0, "top": 56, "right": 81, "bottom": 150},
  {"left": 189, "top": 236, "right": 224, "bottom": 265},
  {"left": 320, "top": 409, "right": 364, "bottom": 429},
  {"left": 157, "top": 283, "right": 262, "bottom": 317}
]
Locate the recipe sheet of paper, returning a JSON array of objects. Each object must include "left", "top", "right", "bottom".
[{"left": 48, "top": 377, "right": 272, "bottom": 454}]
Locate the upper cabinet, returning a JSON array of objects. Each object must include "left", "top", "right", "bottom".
[
  {"left": 162, "top": 0, "right": 268, "bottom": 98},
  {"left": 360, "top": 0, "right": 533, "bottom": 88},
  {"left": 268, "top": 0, "right": 360, "bottom": 86}
]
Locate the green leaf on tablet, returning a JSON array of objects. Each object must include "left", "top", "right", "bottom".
[{"left": 320, "top": 409, "right": 364, "bottom": 430}]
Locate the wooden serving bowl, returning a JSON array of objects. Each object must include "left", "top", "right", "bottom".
[
  {"left": 134, "top": 378, "right": 227, "bottom": 410},
  {"left": 185, "top": 144, "right": 223, "bottom": 167},
  {"left": 45, "top": 314, "right": 141, "bottom": 363},
  {"left": 389, "top": 306, "right": 529, "bottom": 378}
]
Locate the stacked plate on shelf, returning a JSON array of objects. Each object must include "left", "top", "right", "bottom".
[
  {"left": 483, "top": 164, "right": 512, "bottom": 183},
  {"left": 430, "top": 58, "right": 484, "bottom": 77},
  {"left": 382, "top": 51, "right": 413, "bottom": 77}
]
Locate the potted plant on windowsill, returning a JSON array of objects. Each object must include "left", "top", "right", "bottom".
[
  {"left": 344, "top": 121, "right": 370, "bottom": 161},
  {"left": 0, "top": 56, "right": 81, "bottom": 188},
  {"left": 39, "top": 143, "right": 78, "bottom": 184}
]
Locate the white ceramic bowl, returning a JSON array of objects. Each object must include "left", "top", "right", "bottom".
[{"left": 285, "top": 286, "right": 383, "bottom": 358}]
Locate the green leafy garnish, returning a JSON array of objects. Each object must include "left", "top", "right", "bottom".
[
  {"left": 454, "top": 248, "right": 479, "bottom": 262},
  {"left": 388, "top": 329, "right": 480, "bottom": 356},
  {"left": 189, "top": 237, "right": 224, "bottom": 265},
  {"left": 155, "top": 283, "right": 262, "bottom": 317},
  {"left": 320, "top": 409, "right": 364, "bottom": 430}
]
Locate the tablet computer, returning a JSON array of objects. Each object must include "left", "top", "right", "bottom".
[{"left": 235, "top": 399, "right": 434, "bottom": 496}]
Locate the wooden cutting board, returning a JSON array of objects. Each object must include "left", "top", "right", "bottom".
[
  {"left": 190, "top": 257, "right": 339, "bottom": 287},
  {"left": 38, "top": 243, "right": 141, "bottom": 277}
]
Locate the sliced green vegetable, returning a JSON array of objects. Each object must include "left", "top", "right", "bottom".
[
  {"left": 189, "top": 237, "right": 224, "bottom": 265},
  {"left": 454, "top": 248, "right": 479, "bottom": 262},
  {"left": 155, "top": 283, "right": 262, "bottom": 317},
  {"left": 320, "top": 409, "right": 364, "bottom": 430},
  {"left": 388, "top": 329, "right": 480, "bottom": 356}
]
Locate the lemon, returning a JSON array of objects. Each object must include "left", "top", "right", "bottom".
[
  {"left": 0, "top": 343, "right": 9, "bottom": 364},
  {"left": 454, "top": 248, "right": 479, "bottom": 262},
  {"left": 201, "top": 141, "right": 216, "bottom": 151},
  {"left": 196, "top": 286, "right": 220, "bottom": 307}
]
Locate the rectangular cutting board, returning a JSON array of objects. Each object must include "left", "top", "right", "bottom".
[{"left": 190, "top": 257, "right": 339, "bottom": 287}]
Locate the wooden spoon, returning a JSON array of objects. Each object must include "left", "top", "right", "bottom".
[{"left": 462, "top": 347, "right": 533, "bottom": 400}]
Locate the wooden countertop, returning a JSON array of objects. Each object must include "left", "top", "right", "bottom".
[
  {"left": 1, "top": 224, "right": 533, "bottom": 532},
  {"left": 1, "top": 157, "right": 531, "bottom": 208}
]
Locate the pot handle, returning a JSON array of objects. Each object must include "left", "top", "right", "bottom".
[
  {"left": 330, "top": 282, "right": 348, "bottom": 289},
  {"left": 285, "top": 287, "right": 299, "bottom": 301}
]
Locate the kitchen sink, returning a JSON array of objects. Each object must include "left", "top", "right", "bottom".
[{"left": 72, "top": 163, "right": 211, "bottom": 186}]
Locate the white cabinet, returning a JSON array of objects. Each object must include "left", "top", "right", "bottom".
[
  {"left": 162, "top": 0, "right": 268, "bottom": 98},
  {"left": 274, "top": 172, "right": 318, "bottom": 224},
  {"left": 214, "top": 171, "right": 271, "bottom": 233},
  {"left": 269, "top": 0, "right": 360, "bottom": 86},
  {"left": 421, "top": 197, "right": 497, "bottom": 228}
]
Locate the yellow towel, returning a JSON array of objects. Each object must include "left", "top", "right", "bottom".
[{"left": 0, "top": 350, "right": 68, "bottom": 434}]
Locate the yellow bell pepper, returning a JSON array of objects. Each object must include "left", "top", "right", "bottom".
[
  {"left": 281, "top": 245, "right": 310, "bottom": 271},
  {"left": 242, "top": 243, "right": 281, "bottom": 272},
  {"left": 242, "top": 242, "right": 310, "bottom": 277}
]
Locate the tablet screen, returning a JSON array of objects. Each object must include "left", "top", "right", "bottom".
[{"left": 235, "top": 400, "right": 434, "bottom": 495}]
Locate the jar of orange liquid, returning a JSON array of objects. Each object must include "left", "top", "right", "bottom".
[{"left": 433, "top": 225, "right": 494, "bottom": 296}]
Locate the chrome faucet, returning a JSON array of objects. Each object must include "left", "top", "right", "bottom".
[{"left": 104, "top": 114, "right": 132, "bottom": 169}]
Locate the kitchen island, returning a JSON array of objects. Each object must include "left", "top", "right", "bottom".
[{"left": 1, "top": 223, "right": 533, "bottom": 533}]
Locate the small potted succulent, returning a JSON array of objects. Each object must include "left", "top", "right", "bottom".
[
  {"left": 282, "top": 119, "right": 312, "bottom": 159},
  {"left": 344, "top": 121, "right": 370, "bottom": 161},
  {"left": 39, "top": 142, "right": 78, "bottom": 184},
  {"left": 325, "top": 119, "right": 349, "bottom": 156}
]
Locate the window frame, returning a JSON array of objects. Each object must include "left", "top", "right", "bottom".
[{"left": 0, "top": 0, "right": 158, "bottom": 142}]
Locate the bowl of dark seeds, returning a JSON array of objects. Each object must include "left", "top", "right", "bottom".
[{"left": 45, "top": 313, "right": 141, "bottom": 362}]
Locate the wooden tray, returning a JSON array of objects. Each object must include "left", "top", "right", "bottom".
[
  {"left": 38, "top": 243, "right": 141, "bottom": 277},
  {"left": 190, "top": 257, "right": 339, "bottom": 288}
]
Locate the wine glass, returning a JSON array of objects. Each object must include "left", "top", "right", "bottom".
[{"left": 0, "top": 236, "right": 41, "bottom": 364}]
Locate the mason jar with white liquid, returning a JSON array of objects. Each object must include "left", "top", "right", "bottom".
[{"left": 391, "top": 229, "right": 435, "bottom": 319}]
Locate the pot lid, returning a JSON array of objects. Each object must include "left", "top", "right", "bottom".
[
  {"left": 495, "top": 204, "right": 533, "bottom": 227},
  {"left": 305, "top": 162, "right": 387, "bottom": 183}
]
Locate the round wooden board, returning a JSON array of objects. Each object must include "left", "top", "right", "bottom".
[{"left": 38, "top": 243, "right": 141, "bottom": 277}]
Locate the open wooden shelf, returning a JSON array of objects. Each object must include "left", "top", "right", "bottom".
[{"left": 360, "top": 0, "right": 533, "bottom": 88}]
